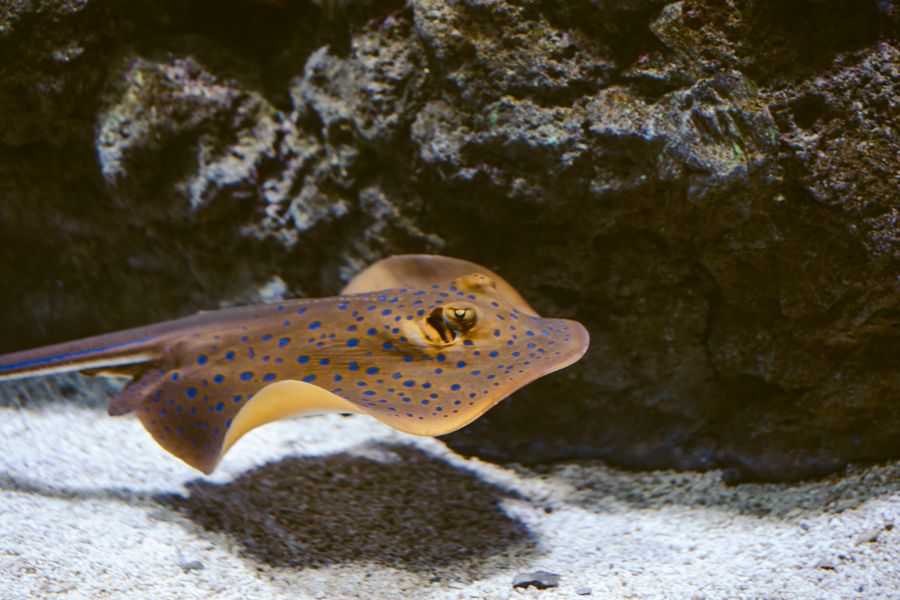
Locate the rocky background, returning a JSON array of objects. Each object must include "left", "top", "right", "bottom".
[{"left": 0, "top": 0, "right": 897, "bottom": 481}]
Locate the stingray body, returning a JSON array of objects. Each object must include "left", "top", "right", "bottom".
[{"left": 0, "top": 256, "right": 589, "bottom": 473}]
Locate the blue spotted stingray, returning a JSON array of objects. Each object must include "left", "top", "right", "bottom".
[{"left": 0, "top": 255, "right": 589, "bottom": 473}]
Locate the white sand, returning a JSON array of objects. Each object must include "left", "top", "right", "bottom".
[{"left": 1, "top": 376, "right": 897, "bottom": 599}]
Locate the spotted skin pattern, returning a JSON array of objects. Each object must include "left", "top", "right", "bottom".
[{"left": 0, "top": 266, "right": 589, "bottom": 473}]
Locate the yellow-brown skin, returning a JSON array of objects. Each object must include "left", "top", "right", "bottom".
[{"left": 0, "top": 257, "right": 589, "bottom": 473}]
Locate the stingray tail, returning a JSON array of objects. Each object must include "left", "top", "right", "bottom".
[{"left": 0, "top": 328, "right": 162, "bottom": 382}]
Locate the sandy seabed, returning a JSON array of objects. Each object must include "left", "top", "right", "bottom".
[{"left": 1, "top": 378, "right": 897, "bottom": 599}]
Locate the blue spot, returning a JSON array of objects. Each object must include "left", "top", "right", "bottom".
[
  {"left": 159, "top": 408, "right": 167, "bottom": 416},
  {"left": 382, "top": 309, "right": 392, "bottom": 316},
  {"left": 512, "top": 352, "right": 521, "bottom": 358},
  {"left": 493, "top": 329, "right": 501, "bottom": 337},
  {"left": 434, "top": 368, "right": 444, "bottom": 374},
  {"left": 403, "top": 380, "right": 415, "bottom": 387},
  {"left": 349, "top": 362, "right": 359, "bottom": 372},
  {"left": 319, "top": 358, "right": 330, "bottom": 366},
  {"left": 262, "top": 334, "right": 272, "bottom": 341},
  {"left": 297, "top": 356, "right": 310, "bottom": 364},
  {"left": 171, "top": 373, "right": 180, "bottom": 382},
  {"left": 215, "top": 402, "right": 224, "bottom": 412},
  {"left": 240, "top": 372, "right": 254, "bottom": 381},
  {"left": 366, "top": 367, "right": 379, "bottom": 375},
  {"left": 279, "top": 337, "right": 291, "bottom": 348},
  {"left": 347, "top": 325, "right": 357, "bottom": 332},
  {"left": 263, "top": 373, "right": 277, "bottom": 382},
  {"left": 430, "top": 393, "right": 439, "bottom": 399},
  {"left": 422, "top": 382, "right": 432, "bottom": 389},
  {"left": 309, "top": 321, "right": 321, "bottom": 330},
  {"left": 187, "top": 388, "right": 198, "bottom": 398},
  {"left": 213, "top": 374, "right": 225, "bottom": 384},
  {"left": 197, "top": 355, "right": 208, "bottom": 365},
  {"left": 233, "top": 395, "right": 243, "bottom": 403},
  {"left": 297, "top": 308, "right": 307, "bottom": 315},
  {"left": 364, "top": 391, "right": 376, "bottom": 396},
  {"left": 421, "top": 399, "right": 430, "bottom": 405},
  {"left": 416, "top": 309, "right": 425, "bottom": 316},
  {"left": 471, "top": 370, "right": 481, "bottom": 376},
  {"left": 403, "top": 356, "right": 413, "bottom": 363},
  {"left": 436, "top": 354, "right": 446, "bottom": 362},
  {"left": 392, "top": 373, "right": 402, "bottom": 379},
  {"left": 527, "top": 330, "right": 535, "bottom": 336},
  {"left": 347, "top": 338, "right": 359, "bottom": 347},
  {"left": 489, "top": 351, "right": 499, "bottom": 358},
  {"left": 382, "top": 342, "right": 394, "bottom": 351},
  {"left": 303, "top": 375, "right": 317, "bottom": 383},
  {"left": 225, "top": 351, "right": 236, "bottom": 361},
  {"left": 451, "top": 384, "right": 461, "bottom": 391},
  {"left": 334, "top": 375, "right": 343, "bottom": 382},
  {"left": 367, "top": 328, "right": 378, "bottom": 336},
  {"left": 470, "top": 393, "right": 477, "bottom": 398},
  {"left": 338, "top": 302, "right": 348, "bottom": 311},
  {"left": 456, "top": 361, "right": 467, "bottom": 368},
  {"left": 463, "top": 340, "right": 474, "bottom": 346},
  {"left": 241, "top": 336, "right": 249, "bottom": 343}
]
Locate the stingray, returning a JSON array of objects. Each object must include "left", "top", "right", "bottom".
[{"left": 0, "top": 255, "right": 589, "bottom": 473}]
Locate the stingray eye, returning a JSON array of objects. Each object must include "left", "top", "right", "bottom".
[
  {"left": 423, "top": 305, "right": 477, "bottom": 345},
  {"left": 445, "top": 306, "right": 477, "bottom": 331}
]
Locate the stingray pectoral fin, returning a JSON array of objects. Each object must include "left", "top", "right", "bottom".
[
  {"left": 357, "top": 317, "right": 590, "bottom": 438},
  {"left": 219, "top": 381, "right": 362, "bottom": 465},
  {"left": 342, "top": 254, "right": 539, "bottom": 316},
  {"left": 358, "top": 405, "right": 480, "bottom": 437},
  {"left": 128, "top": 377, "right": 362, "bottom": 474}
]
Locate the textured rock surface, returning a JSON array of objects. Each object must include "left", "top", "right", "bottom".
[{"left": 0, "top": 0, "right": 897, "bottom": 480}]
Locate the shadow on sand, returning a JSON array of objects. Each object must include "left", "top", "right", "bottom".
[
  {"left": 522, "top": 459, "right": 900, "bottom": 519},
  {"left": 160, "top": 443, "right": 539, "bottom": 576}
]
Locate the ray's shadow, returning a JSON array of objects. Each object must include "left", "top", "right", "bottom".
[{"left": 160, "top": 443, "right": 539, "bottom": 575}]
